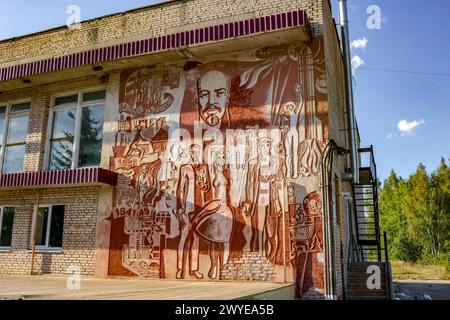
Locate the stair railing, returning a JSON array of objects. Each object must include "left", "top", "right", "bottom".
[{"left": 383, "top": 231, "right": 393, "bottom": 300}]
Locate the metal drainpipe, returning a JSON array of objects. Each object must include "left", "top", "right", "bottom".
[
  {"left": 321, "top": 142, "right": 336, "bottom": 299},
  {"left": 338, "top": 0, "right": 359, "bottom": 184}
]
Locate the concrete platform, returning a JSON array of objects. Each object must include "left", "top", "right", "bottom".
[{"left": 0, "top": 275, "right": 294, "bottom": 300}]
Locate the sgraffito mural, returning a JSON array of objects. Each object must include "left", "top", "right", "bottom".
[{"left": 105, "top": 40, "right": 328, "bottom": 298}]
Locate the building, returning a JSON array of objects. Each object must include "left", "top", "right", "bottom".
[{"left": 0, "top": 0, "right": 389, "bottom": 299}]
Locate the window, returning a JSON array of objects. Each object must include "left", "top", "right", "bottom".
[
  {"left": 0, "top": 102, "right": 30, "bottom": 173},
  {"left": 32, "top": 205, "right": 65, "bottom": 249},
  {"left": 0, "top": 207, "right": 15, "bottom": 248},
  {"left": 47, "top": 90, "right": 105, "bottom": 170}
]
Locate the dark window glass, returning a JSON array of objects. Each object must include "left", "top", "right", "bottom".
[
  {"left": 0, "top": 207, "right": 14, "bottom": 247},
  {"left": 36, "top": 207, "right": 49, "bottom": 246},
  {"left": 82, "top": 90, "right": 106, "bottom": 103},
  {"left": 49, "top": 206, "right": 65, "bottom": 248},
  {"left": 0, "top": 106, "right": 6, "bottom": 116},
  {"left": 78, "top": 105, "right": 104, "bottom": 167},
  {"left": 11, "top": 102, "right": 30, "bottom": 113},
  {"left": 55, "top": 95, "right": 78, "bottom": 106}
]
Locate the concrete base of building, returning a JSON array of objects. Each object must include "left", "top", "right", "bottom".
[{"left": 0, "top": 275, "right": 294, "bottom": 300}]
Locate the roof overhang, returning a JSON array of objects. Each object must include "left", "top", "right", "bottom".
[
  {"left": 0, "top": 10, "right": 312, "bottom": 91},
  {"left": 0, "top": 167, "right": 117, "bottom": 190}
]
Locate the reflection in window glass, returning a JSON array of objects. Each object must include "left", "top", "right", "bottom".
[
  {"left": 36, "top": 207, "right": 49, "bottom": 246},
  {"left": 49, "top": 109, "right": 76, "bottom": 170},
  {"left": 3, "top": 145, "right": 25, "bottom": 173},
  {"left": 6, "top": 115, "right": 28, "bottom": 144},
  {"left": 0, "top": 118, "right": 4, "bottom": 146},
  {"left": 0, "top": 207, "right": 15, "bottom": 247},
  {"left": 49, "top": 140, "right": 73, "bottom": 170},
  {"left": 78, "top": 105, "right": 105, "bottom": 167},
  {"left": 51, "top": 109, "right": 76, "bottom": 139}
]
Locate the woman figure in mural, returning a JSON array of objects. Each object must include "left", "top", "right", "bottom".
[
  {"left": 242, "top": 137, "right": 283, "bottom": 263},
  {"left": 193, "top": 147, "right": 233, "bottom": 279}
]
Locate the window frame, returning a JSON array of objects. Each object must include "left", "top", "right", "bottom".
[
  {"left": 0, "top": 99, "right": 31, "bottom": 174},
  {"left": 0, "top": 206, "right": 15, "bottom": 250},
  {"left": 45, "top": 87, "right": 106, "bottom": 170},
  {"left": 30, "top": 204, "right": 65, "bottom": 251}
]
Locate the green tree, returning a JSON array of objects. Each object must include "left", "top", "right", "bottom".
[
  {"left": 402, "top": 163, "right": 448, "bottom": 259},
  {"left": 379, "top": 170, "right": 416, "bottom": 260}
]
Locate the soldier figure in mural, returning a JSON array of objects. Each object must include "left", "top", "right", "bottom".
[
  {"left": 242, "top": 137, "right": 283, "bottom": 263},
  {"left": 176, "top": 144, "right": 212, "bottom": 279}
]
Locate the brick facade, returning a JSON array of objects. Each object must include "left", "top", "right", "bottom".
[
  {"left": 0, "top": 186, "right": 99, "bottom": 275},
  {"left": 0, "top": 0, "right": 354, "bottom": 300},
  {"left": 0, "top": 0, "right": 324, "bottom": 67}
]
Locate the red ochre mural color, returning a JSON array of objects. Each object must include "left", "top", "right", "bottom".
[{"left": 106, "top": 40, "right": 328, "bottom": 298}]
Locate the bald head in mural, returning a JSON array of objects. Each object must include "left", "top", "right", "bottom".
[{"left": 196, "top": 70, "right": 231, "bottom": 129}]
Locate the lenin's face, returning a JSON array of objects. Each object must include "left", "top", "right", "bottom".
[{"left": 197, "top": 71, "right": 230, "bottom": 128}]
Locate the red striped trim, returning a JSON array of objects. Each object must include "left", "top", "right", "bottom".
[
  {"left": 0, "top": 10, "right": 310, "bottom": 82},
  {"left": 0, "top": 167, "right": 117, "bottom": 188}
]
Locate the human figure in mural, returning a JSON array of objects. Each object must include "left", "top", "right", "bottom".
[
  {"left": 123, "top": 124, "right": 148, "bottom": 159},
  {"left": 192, "top": 146, "right": 233, "bottom": 279},
  {"left": 289, "top": 191, "right": 323, "bottom": 296},
  {"left": 176, "top": 144, "right": 212, "bottom": 279},
  {"left": 196, "top": 70, "right": 231, "bottom": 129},
  {"left": 279, "top": 101, "right": 299, "bottom": 179},
  {"left": 242, "top": 137, "right": 283, "bottom": 262}
]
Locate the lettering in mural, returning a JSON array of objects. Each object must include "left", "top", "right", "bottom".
[{"left": 106, "top": 40, "right": 328, "bottom": 290}]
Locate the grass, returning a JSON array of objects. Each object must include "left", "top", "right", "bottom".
[{"left": 391, "top": 260, "right": 450, "bottom": 280}]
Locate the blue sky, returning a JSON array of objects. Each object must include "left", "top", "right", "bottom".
[{"left": 1, "top": 0, "right": 449, "bottom": 182}]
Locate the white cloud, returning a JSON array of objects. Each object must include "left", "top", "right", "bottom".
[
  {"left": 351, "top": 55, "right": 365, "bottom": 73},
  {"left": 397, "top": 119, "right": 426, "bottom": 135},
  {"left": 351, "top": 37, "right": 369, "bottom": 50},
  {"left": 386, "top": 133, "right": 394, "bottom": 140}
]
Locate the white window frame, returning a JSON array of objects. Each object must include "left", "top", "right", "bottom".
[
  {"left": 30, "top": 205, "right": 65, "bottom": 251},
  {"left": 45, "top": 87, "right": 106, "bottom": 170},
  {"left": 0, "top": 100, "right": 31, "bottom": 173},
  {"left": 0, "top": 206, "right": 14, "bottom": 250}
]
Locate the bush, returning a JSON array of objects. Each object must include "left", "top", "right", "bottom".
[{"left": 396, "top": 235, "right": 422, "bottom": 263}]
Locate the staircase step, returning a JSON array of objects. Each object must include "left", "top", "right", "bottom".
[{"left": 348, "top": 284, "right": 386, "bottom": 291}]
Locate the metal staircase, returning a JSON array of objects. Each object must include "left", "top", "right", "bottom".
[{"left": 346, "top": 146, "right": 393, "bottom": 300}]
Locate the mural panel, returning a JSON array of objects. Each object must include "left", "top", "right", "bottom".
[{"left": 106, "top": 40, "right": 328, "bottom": 298}]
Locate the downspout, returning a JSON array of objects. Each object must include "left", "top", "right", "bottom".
[
  {"left": 321, "top": 141, "right": 336, "bottom": 299},
  {"left": 338, "top": 0, "right": 359, "bottom": 184}
]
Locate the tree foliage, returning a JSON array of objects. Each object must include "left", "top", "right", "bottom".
[{"left": 379, "top": 158, "right": 450, "bottom": 266}]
